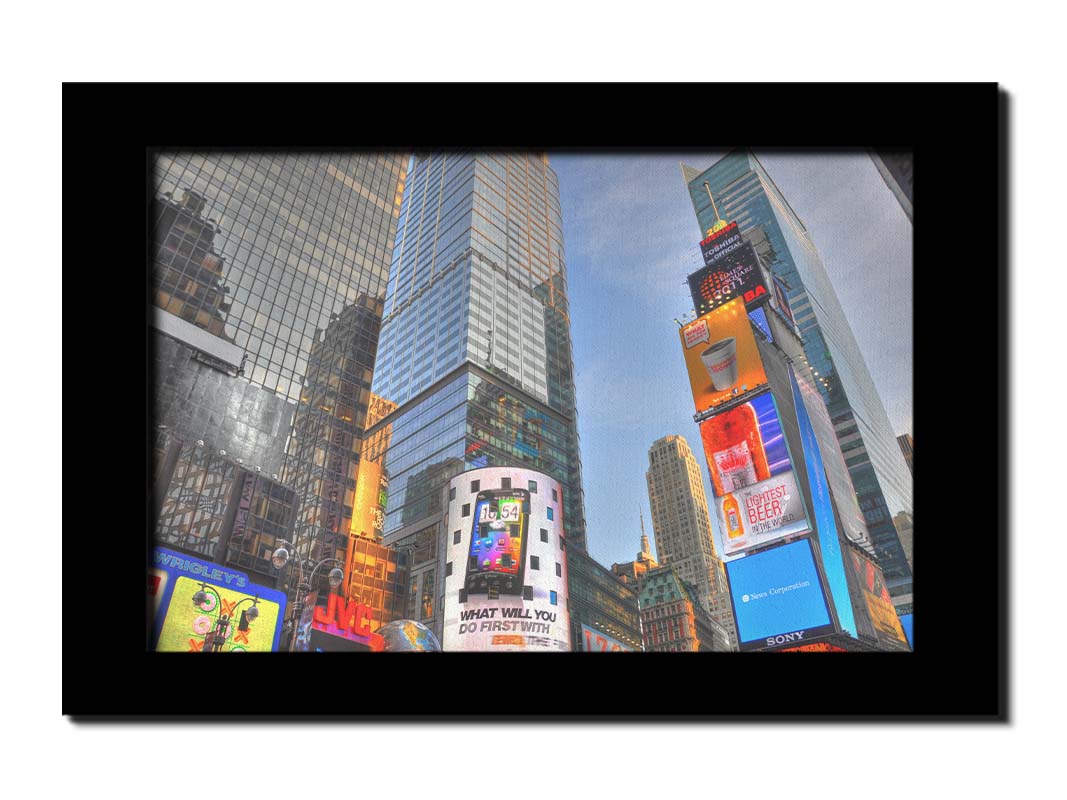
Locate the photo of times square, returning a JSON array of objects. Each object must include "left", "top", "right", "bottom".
[{"left": 149, "top": 149, "right": 914, "bottom": 655}]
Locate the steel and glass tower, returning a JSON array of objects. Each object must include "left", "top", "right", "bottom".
[
  {"left": 369, "top": 152, "right": 587, "bottom": 559},
  {"left": 151, "top": 152, "right": 408, "bottom": 586},
  {"left": 681, "top": 151, "right": 914, "bottom": 611}
]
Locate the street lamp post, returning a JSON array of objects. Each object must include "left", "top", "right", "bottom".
[
  {"left": 272, "top": 538, "right": 345, "bottom": 651},
  {"left": 191, "top": 583, "right": 260, "bottom": 653}
]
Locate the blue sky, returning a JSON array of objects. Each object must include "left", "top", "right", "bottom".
[{"left": 549, "top": 151, "right": 913, "bottom": 570}]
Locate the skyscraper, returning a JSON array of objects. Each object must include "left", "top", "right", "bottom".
[
  {"left": 367, "top": 152, "right": 587, "bottom": 570},
  {"left": 645, "top": 435, "right": 735, "bottom": 647},
  {"left": 151, "top": 152, "right": 408, "bottom": 597},
  {"left": 681, "top": 151, "right": 914, "bottom": 613}
]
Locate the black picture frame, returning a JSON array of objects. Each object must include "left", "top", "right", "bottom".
[{"left": 62, "top": 82, "right": 1005, "bottom": 721}]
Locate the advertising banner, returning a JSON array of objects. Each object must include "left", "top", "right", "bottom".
[
  {"left": 679, "top": 297, "right": 768, "bottom": 414},
  {"left": 847, "top": 548, "right": 909, "bottom": 648},
  {"left": 581, "top": 624, "right": 636, "bottom": 652},
  {"left": 748, "top": 306, "right": 773, "bottom": 343},
  {"left": 350, "top": 455, "right": 384, "bottom": 540},
  {"left": 150, "top": 547, "right": 287, "bottom": 652},
  {"left": 701, "top": 392, "right": 809, "bottom": 557},
  {"left": 689, "top": 237, "right": 769, "bottom": 315},
  {"left": 699, "top": 222, "right": 742, "bottom": 266},
  {"left": 701, "top": 393, "right": 791, "bottom": 497},
  {"left": 711, "top": 472, "right": 809, "bottom": 558},
  {"left": 293, "top": 591, "right": 318, "bottom": 652},
  {"left": 725, "top": 538, "right": 837, "bottom": 651},
  {"left": 772, "top": 277, "right": 796, "bottom": 326},
  {"left": 442, "top": 467, "right": 570, "bottom": 651}
]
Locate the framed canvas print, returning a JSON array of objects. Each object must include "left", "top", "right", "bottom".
[{"left": 62, "top": 82, "right": 1004, "bottom": 721}]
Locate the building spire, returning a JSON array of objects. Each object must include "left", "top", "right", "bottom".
[
  {"left": 703, "top": 182, "right": 729, "bottom": 238},
  {"left": 639, "top": 508, "right": 651, "bottom": 560}
]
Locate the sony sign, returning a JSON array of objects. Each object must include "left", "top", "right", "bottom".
[{"left": 765, "top": 629, "right": 809, "bottom": 647}]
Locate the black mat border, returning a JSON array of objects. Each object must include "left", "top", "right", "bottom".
[{"left": 60, "top": 82, "right": 1006, "bottom": 722}]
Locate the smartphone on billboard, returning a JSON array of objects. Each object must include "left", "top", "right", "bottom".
[{"left": 465, "top": 489, "right": 530, "bottom": 596}]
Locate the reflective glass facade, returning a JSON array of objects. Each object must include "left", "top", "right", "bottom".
[
  {"left": 153, "top": 435, "right": 299, "bottom": 584},
  {"left": 371, "top": 152, "right": 587, "bottom": 551},
  {"left": 683, "top": 151, "right": 913, "bottom": 605},
  {"left": 567, "top": 548, "right": 644, "bottom": 652},
  {"left": 151, "top": 152, "right": 408, "bottom": 591}
]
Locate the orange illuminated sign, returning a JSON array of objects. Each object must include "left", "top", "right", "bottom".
[
  {"left": 777, "top": 643, "right": 847, "bottom": 652},
  {"left": 679, "top": 297, "right": 768, "bottom": 414},
  {"left": 848, "top": 550, "right": 908, "bottom": 647}
]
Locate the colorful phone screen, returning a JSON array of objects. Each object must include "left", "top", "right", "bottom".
[{"left": 468, "top": 495, "right": 526, "bottom": 576}]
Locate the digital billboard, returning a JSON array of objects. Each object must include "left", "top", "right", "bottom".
[
  {"left": 847, "top": 548, "right": 909, "bottom": 648},
  {"left": 699, "top": 221, "right": 742, "bottom": 265},
  {"left": 679, "top": 297, "right": 768, "bottom": 414},
  {"left": 150, "top": 548, "right": 287, "bottom": 652},
  {"left": 789, "top": 366, "right": 857, "bottom": 638},
  {"left": 725, "top": 538, "right": 836, "bottom": 651},
  {"left": 748, "top": 306, "right": 773, "bottom": 343},
  {"left": 442, "top": 466, "right": 570, "bottom": 651},
  {"left": 899, "top": 613, "right": 914, "bottom": 649},
  {"left": 689, "top": 235, "right": 769, "bottom": 315},
  {"left": 702, "top": 392, "right": 791, "bottom": 496},
  {"left": 581, "top": 624, "right": 636, "bottom": 652},
  {"left": 701, "top": 392, "right": 810, "bottom": 557}
]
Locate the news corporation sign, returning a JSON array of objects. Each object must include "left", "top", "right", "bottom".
[{"left": 726, "top": 538, "right": 837, "bottom": 652}]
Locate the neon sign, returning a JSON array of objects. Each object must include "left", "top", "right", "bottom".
[{"left": 312, "top": 593, "right": 384, "bottom": 651}]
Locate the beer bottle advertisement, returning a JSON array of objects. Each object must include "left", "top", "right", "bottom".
[{"left": 701, "top": 393, "right": 811, "bottom": 558}]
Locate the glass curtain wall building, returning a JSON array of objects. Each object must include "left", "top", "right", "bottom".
[
  {"left": 368, "top": 152, "right": 587, "bottom": 562},
  {"left": 681, "top": 151, "right": 914, "bottom": 611},
  {"left": 151, "top": 153, "right": 408, "bottom": 593}
]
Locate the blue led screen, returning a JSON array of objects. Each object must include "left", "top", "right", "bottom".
[
  {"left": 899, "top": 613, "right": 914, "bottom": 649},
  {"left": 726, "top": 538, "right": 836, "bottom": 651}
]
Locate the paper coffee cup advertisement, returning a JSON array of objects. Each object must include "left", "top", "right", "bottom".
[{"left": 678, "top": 297, "right": 768, "bottom": 413}]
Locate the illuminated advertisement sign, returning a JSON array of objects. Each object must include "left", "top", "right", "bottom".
[
  {"left": 789, "top": 366, "right": 857, "bottom": 638},
  {"left": 679, "top": 297, "right": 768, "bottom": 414},
  {"left": 777, "top": 643, "right": 848, "bottom": 652},
  {"left": 899, "top": 613, "right": 914, "bottom": 649},
  {"left": 581, "top": 624, "right": 636, "bottom": 652},
  {"left": 702, "top": 393, "right": 791, "bottom": 497},
  {"left": 689, "top": 237, "right": 769, "bottom": 315},
  {"left": 150, "top": 547, "right": 287, "bottom": 652},
  {"left": 710, "top": 472, "right": 808, "bottom": 558},
  {"left": 350, "top": 455, "right": 384, "bottom": 539},
  {"left": 725, "top": 538, "right": 836, "bottom": 651},
  {"left": 847, "top": 548, "right": 909, "bottom": 648},
  {"left": 442, "top": 466, "right": 571, "bottom": 651},
  {"left": 310, "top": 592, "right": 385, "bottom": 651},
  {"left": 701, "top": 392, "right": 809, "bottom": 557},
  {"left": 749, "top": 306, "right": 773, "bottom": 342},
  {"left": 699, "top": 221, "right": 742, "bottom": 260}
]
